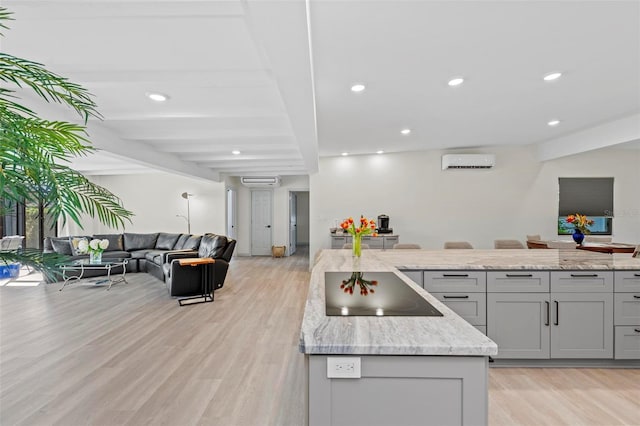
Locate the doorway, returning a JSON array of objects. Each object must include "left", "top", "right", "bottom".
[
  {"left": 251, "top": 189, "right": 272, "bottom": 256},
  {"left": 289, "top": 191, "right": 309, "bottom": 256}
]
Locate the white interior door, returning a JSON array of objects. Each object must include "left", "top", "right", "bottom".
[
  {"left": 251, "top": 190, "right": 272, "bottom": 256},
  {"left": 289, "top": 192, "right": 297, "bottom": 255},
  {"left": 226, "top": 188, "right": 237, "bottom": 240}
]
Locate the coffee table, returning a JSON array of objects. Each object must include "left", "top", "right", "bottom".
[{"left": 58, "top": 258, "right": 128, "bottom": 291}]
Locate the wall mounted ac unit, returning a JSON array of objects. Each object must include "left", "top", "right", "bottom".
[
  {"left": 240, "top": 176, "right": 281, "bottom": 187},
  {"left": 441, "top": 154, "right": 496, "bottom": 170}
]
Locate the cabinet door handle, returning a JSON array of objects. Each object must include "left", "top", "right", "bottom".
[
  {"left": 506, "top": 273, "right": 533, "bottom": 278},
  {"left": 554, "top": 301, "right": 559, "bottom": 325},
  {"left": 634, "top": 295, "right": 640, "bottom": 299},
  {"left": 544, "top": 301, "right": 550, "bottom": 326},
  {"left": 634, "top": 274, "right": 640, "bottom": 277},
  {"left": 635, "top": 328, "right": 640, "bottom": 333},
  {"left": 442, "top": 274, "right": 469, "bottom": 278},
  {"left": 570, "top": 274, "right": 598, "bottom": 278},
  {"left": 443, "top": 295, "right": 470, "bottom": 299}
]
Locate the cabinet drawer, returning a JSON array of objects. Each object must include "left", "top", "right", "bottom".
[
  {"left": 361, "top": 236, "right": 384, "bottom": 249},
  {"left": 614, "top": 326, "right": 640, "bottom": 360},
  {"left": 487, "top": 271, "right": 550, "bottom": 292},
  {"left": 423, "top": 271, "right": 486, "bottom": 292},
  {"left": 398, "top": 270, "right": 423, "bottom": 287},
  {"left": 614, "top": 271, "right": 640, "bottom": 292},
  {"left": 382, "top": 236, "right": 399, "bottom": 249},
  {"left": 432, "top": 292, "right": 486, "bottom": 326},
  {"left": 614, "top": 293, "right": 640, "bottom": 325},
  {"left": 331, "top": 236, "right": 348, "bottom": 249},
  {"left": 551, "top": 271, "right": 613, "bottom": 293}
]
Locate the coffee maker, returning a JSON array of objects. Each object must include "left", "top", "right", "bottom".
[{"left": 377, "top": 214, "right": 393, "bottom": 234}]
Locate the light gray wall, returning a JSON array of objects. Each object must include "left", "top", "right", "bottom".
[
  {"left": 62, "top": 172, "right": 227, "bottom": 236},
  {"left": 309, "top": 146, "right": 640, "bottom": 259}
]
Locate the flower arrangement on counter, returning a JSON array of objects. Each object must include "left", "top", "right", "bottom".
[
  {"left": 340, "top": 215, "right": 378, "bottom": 257},
  {"left": 565, "top": 213, "right": 594, "bottom": 234}
]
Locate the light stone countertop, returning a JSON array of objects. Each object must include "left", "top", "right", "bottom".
[
  {"left": 300, "top": 250, "right": 499, "bottom": 356},
  {"left": 299, "top": 249, "right": 640, "bottom": 356}
]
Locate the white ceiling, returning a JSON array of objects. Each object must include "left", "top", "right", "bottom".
[{"left": 2, "top": 0, "right": 639, "bottom": 181}]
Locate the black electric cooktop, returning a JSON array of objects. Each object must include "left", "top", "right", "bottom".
[{"left": 325, "top": 271, "right": 443, "bottom": 317}]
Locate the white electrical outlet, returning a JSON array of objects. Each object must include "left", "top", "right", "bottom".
[{"left": 327, "top": 357, "right": 361, "bottom": 378}]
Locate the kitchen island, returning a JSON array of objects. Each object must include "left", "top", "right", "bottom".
[{"left": 300, "top": 249, "right": 640, "bottom": 426}]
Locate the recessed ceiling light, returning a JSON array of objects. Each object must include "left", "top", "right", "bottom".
[
  {"left": 341, "top": 152, "right": 349, "bottom": 156},
  {"left": 376, "top": 150, "right": 384, "bottom": 155},
  {"left": 147, "top": 92, "right": 168, "bottom": 102},
  {"left": 448, "top": 77, "right": 464, "bottom": 87},
  {"left": 232, "top": 150, "right": 241, "bottom": 155},
  {"left": 543, "top": 72, "right": 563, "bottom": 81},
  {"left": 350, "top": 84, "right": 365, "bottom": 92},
  {"left": 548, "top": 119, "right": 561, "bottom": 127},
  {"left": 400, "top": 129, "right": 411, "bottom": 135}
]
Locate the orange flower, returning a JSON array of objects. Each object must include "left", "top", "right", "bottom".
[{"left": 348, "top": 217, "right": 354, "bottom": 224}]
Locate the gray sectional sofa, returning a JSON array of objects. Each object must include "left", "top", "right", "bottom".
[{"left": 44, "top": 232, "right": 236, "bottom": 296}]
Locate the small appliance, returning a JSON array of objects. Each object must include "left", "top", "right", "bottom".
[{"left": 377, "top": 214, "right": 393, "bottom": 234}]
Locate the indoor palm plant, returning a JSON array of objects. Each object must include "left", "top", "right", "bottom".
[{"left": 0, "top": 7, "right": 133, "bottom": 278}]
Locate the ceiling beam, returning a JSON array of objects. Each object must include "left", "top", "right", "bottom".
[{"left": 536, "top": 113, "right": 640, "bottom": 161}]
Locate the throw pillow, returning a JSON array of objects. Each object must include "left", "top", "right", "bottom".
[
  {"left": 93, "top": 234, "right": 124, "bottom": 251},
  {"left": 50, "top": 237, "right": 73, "bottom": 255},
  {"left": 70, "top": 237, "right": 89, "bottom": 256}
]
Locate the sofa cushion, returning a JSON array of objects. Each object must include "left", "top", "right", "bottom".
[
  {"left": 128, "top": 249, "right": 153, "bottom": 260},
  {"left": 123, "top": 233, "right": 159, "bottom": 251},
  {"left": 173, "top": 234, "right": 190, "bottom": 249},
  {"left": 155, "top": 233, "right": 181, "bottom": 250},
  {"left": 50, "top": 237, "right": 73, "bottom": 255},
  {"left": 94, "top": 234, "right": 124, "bottom": 251},
  {"left": 144, "top": 250, "right": 166, "bottom": 265},
  {"left": 102, "top": 250, "right": 131, "bottom": 259},
  {"left": 198, "top": 234, "right": 228, "bottom": 258},
  {"left": 182, "top": 235, "right": 202, "bottom": 251}
]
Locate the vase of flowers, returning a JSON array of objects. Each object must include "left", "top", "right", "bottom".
[
  {"left": 340, "top": 215, "right": 378, "bottom": 257},
  {"left": 565, "top": 213, "right": 593, "bottom": 245},
  {"left": 78, "top": 238, "right": 109, "bottom": 264}
]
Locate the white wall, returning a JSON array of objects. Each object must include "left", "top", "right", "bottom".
[
  {"left": 61, "top": 172, "right": 227, "bottom": 236},
  {"left": 230, "top": 175, "right": 310, "bottom": 256},
  {"left": 309, "top": 146, "right": 640, "bottom": 259}
]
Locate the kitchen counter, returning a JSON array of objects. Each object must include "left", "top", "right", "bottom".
[{"left": 300, "top": 249, "right": 497, "bottom": 355}]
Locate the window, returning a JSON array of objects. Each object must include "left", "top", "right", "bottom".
[{"left": 558, "top": 177, "right": 614, "bottom": 235}]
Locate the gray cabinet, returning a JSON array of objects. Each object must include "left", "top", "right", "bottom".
[
  {"left": 614, "top": 271, "right": 640, "bottom": 360},
  {"left": 433, "top": 292, "right": 486, "bottom": 326},
  {"left": 550, "top": 293, "right": 613, "bottom": 358},
  {"left": 487, "top": 271, "right": 614, "bottom": 359},
  {"left": 487, "top": 293, "right": 550, "bottom": 359},
  {"left": 399, "top": 270, "right": 423, "bottom": 287},
  {"left": 424, "top": 271, "right": 486, "bottom": 292},
  {"left": 330, "top": 234, "right": 399, "bottom": 249}
]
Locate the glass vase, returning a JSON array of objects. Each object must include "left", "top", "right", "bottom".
[
  {"left": 352, "top": 234, "right": 362, "bottom": 258},
  {"left": 572, "top": 229, "right": 585, "bottom": 245},
  {"left": 89, "top": 251, "right": 102, "bottom": 264}
]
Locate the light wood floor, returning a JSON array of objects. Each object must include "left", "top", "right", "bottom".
[{"left": 1, "top": 249, "right": 638, "bottom": 426}]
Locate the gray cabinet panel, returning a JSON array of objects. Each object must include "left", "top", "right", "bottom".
[
  {"left": 398, "top": 270, "right": 423, "bottom": 287},
  {"left": 551, "top": 271, "right": 613, "bottom": 293},
  {"left": 614, "top": 326, "right": 640, "bottom": 359},
  {"left": 550, "top": 293, "right": 613, "bottom": 359},
  {"left": 361, "top": 235, "right": 384, "bottom": 249},
  {"left": 614, "top": 293, "right": 640, "bottom": 325},
  {"left": 424, "top": 271, "right": 486, "bottom": 292},
  {"left": 382, "top": 235, "right": 399, "bottom": 249},
  {"left": 475, "top": 325, "right": 487, "bottom": 335},
  {"left": 487, "top": 271, "right": 550, "bottom": 292},
  {"left": 614, "top": 271, "right": 640, "bottom": 292},
  {"left": 308, "top": 355, "right": 489, "bottom": 426},
  {"left": 331, "top": 236, "right": 348, "bottom": 249},
  {"left": 487, "top": 293, "right": 550, "bottom": 359},
  {"left": 433, "top": 292, "right": 486, "bottom": 326}
]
